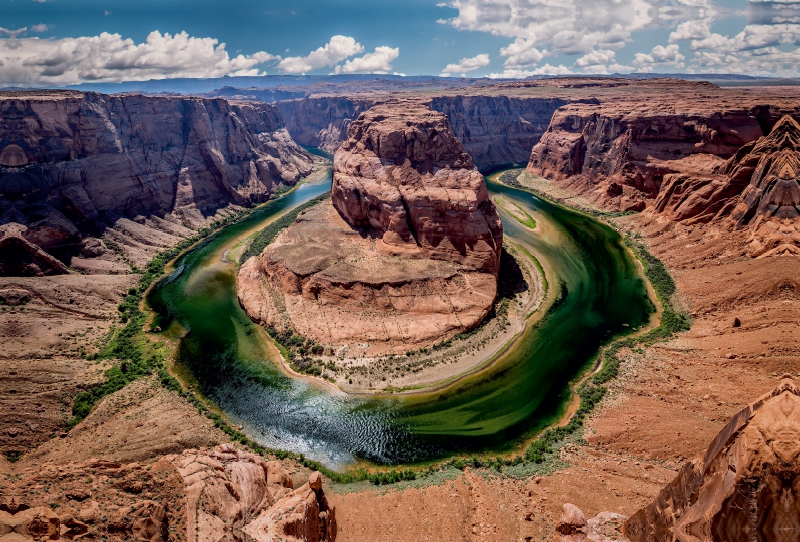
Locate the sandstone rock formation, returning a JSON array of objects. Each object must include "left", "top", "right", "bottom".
[
  {"left": 624, "top": 376, "right": 800, "bottom": 542},
  {"left": 332, "top": 102, "right": 502, "bottom": 274},
  {"left": 0, "top": 91, "right": 313, "bottom": 274},
  {"left": 238, "top": 102, "right": 502, "bottom": 356},
  {"left": 557, "top": 503, "right": 628, "bottom": 542},
  {"left": 527, "top": 100, "right": 793, "bottom": 211},
  {"left": 168, "top": 444, "right": 336, "bottom": 542},
  {"left": 276, "top": 95, "right": 590, "bottom": 172},
  {"left": 237, "top": 201, "right": 498, "bottom": 355},
  {"left": 654, "top": 114, "right": 800, "bottom": 257}
]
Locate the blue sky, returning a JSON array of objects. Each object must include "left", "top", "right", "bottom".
[{"left": 2, "top": 0, "right": 799, "bottom": 85}]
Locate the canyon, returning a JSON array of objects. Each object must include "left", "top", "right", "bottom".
[{"left": 1, "top": 77, "right": 800, "bottom": 542}]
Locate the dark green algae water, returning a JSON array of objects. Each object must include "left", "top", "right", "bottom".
[{"left": 146, "top": 169, "right": 652, "bottom": 470}]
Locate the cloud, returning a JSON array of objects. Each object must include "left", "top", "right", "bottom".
[
  {"left": 0, "top": 30, "right": 278, "bottom": 85},
  {"left": 669, "top": 20, "right": 711, "bottom": 41},
  {"left": 632, "top": 43, "right": 686, "bottom": 70},
  {"left": 439, "top": 0, "right": 670, "bottom": 56},
  {"left": 333, "top": 46, "right": 399, "bottom": 74},
  {"left": 277, "top": 35, "right": 363, "bottom": 74},
  {"left": 499, "top": 38, "right": 546, "bottom": 68},
  {"left": 574, "top": 49, "right": 617, "bottom": 67},
  {"left": 29, "top": 24, "right": 51, "bottom": 33},
  {"left": 489, "top": 64, "right": 573, "bottom": 78},
  {"left": 439, "top": 53, "right": 490, "bottom": 76}
]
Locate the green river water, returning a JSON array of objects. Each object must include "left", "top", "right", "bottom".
[{"left": 147, "top": 166, "right": 652, "bottom": 469}]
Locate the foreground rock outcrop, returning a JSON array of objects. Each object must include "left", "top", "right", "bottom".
[
  {"left": 654, "top": 114, "right": 800, "bottom": 257},
  {"left": 169, "top": 444, "right": 336, "bottom": 542},
  {"left": 624, "top": 376, "right": 800, "bottom": 542},
  {"left": 0, "top": 91, "right": 313, "bottom": 274},
  {"left": 238, "top": 102, "right": 502, "bottom": 356}
]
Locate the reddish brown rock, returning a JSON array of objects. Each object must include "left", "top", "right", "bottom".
[
  {"left": 624, "top": 376, "right": 800, "bottom": 542},
  {"left": 0, "top": 90, "right": 313, "bottom": 272},
  {"left": 655, "top": 114, "right": 800, "bottom": 256},
  {"left": 332, "top": 102, "right": 502, "bottom": 274},
  {"left": 167, "top": 444, "right": 335, "bottom": 542},
  {"left": 527, "top": 98, "right": 791, "bottom": 211},
  {"left": 237, "top": 201, "right": 497, "bottom": 356},
  {"left": 238, "top": 102, "right": 502, "bottom": 356}
]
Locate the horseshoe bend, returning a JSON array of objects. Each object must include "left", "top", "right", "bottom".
[{"left": 0, "top": 74, "right": 799, "bottom": 542}]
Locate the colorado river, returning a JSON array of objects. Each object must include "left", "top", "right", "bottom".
[{"left": 147, "top": 165, "right": 652, "bottom": 469}]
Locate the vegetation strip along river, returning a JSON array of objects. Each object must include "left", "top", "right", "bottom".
[{"left": 147, "top": 167, "right": 652, "bottom": 469}]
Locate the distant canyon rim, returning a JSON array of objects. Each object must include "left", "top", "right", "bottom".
[{"left": 0, "top": 77, "right": 799, "bottom": 541}]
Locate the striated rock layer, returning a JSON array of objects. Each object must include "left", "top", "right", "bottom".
[
  {"left": 654, "top": 114, "right": 800, "bottom": 257},
  {"left": 527, "top": 99, "right": 799, "bottom": 212},
  {"left": 625, "top": 376, "right": 800, "bottom": 542},
  {"left": 276, "top": 94, "right": 589, "bottom": 171},
  {"left": 237, "top": 201, "right": 497, "bottom": 356},
  {"left": 430, "top": 95, "right": 592, "bottom": 171},
  {"left": 168, "top": 444, "right": 336, "bottom": 542},
  {"left": 0, "top": 90, "right": 312, "bottom": 273},
  {"left": 238, "top": 102, "right": 502, "bottom": 355},
  {"left": 331, "top": 102, "right": 503, "bottom": 274}
]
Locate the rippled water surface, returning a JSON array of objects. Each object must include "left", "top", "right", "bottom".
[{"left": 147, "top": 167, "right": 652, "bottom": 469}]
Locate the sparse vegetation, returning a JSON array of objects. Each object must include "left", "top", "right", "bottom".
[
  {"left": 240, "top": 192, "right": 330, "bottom": 263},
  {"left": 66, "top": 208, "right": 257, "bottom": 430}
]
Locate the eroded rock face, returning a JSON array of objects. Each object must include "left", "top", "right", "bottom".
[
  {"left": 527, "top": 101, "right": 778, "bottom": 211},
  {"left": 168, "top": 444, "right": 336, "bottom": 542},
  {"left": 430, "top": 95, "right": 584, "bottom": 171},
  {"left": 238, "top": 102, "right": 502, "bottom": 355},
  {"left": 332, "top": 102, "right": 502, "bottom": 274},
  {"left": 237, "top": 201, "right": 498, "bottom": 356},
  {"left": 276, "top": 97, "right": 375, "bottom": 152},
  {"left": 655, "top": 114, "right": 800, "bottom": 257},
  {"left": 624, "top": 376, "right": 800, "bottom": 542},
  {"left": 0, "top": 91, "right": 312, "bottom": 272}
]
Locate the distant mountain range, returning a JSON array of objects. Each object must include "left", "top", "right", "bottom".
[{"left": 1, "top": 72, "right": 797, "bottom": 95}]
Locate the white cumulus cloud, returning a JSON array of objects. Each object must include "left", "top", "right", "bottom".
[
  {"left": 500, "top": 38, "right": 547, "bottom": 68},
  {"left": 489, "top": 64, "right": 573, "bottom": 78},
  {"left": 632, "top": 43, "right": 686, "bottom": 70},
  {"left": 0, "top": 30, "right": 278, "bottom": 85},
  {"left": 333, "top": 46, "right": 399, "bottom": 74},
  {"left": 439, "top": 0, "right": 665, "bottom": 56},
  {"left": 440, "top": 53, "right": 490, "bottom": 76},
  {"left": 277, "top": 35, "right": 363, "bottom": 74},
  {"left": 574, "top": 49, "right": 617, "bottom": 67}
]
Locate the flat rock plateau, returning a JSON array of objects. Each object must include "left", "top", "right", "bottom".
[{"left": 2, "top": 77, "right": 800, "bottom": 542}]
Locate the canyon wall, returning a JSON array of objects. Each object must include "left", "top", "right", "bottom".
[
  {"left": 527, "top": 101, "right": 800, "bottom": 211},
  {"left": 275, "top": 97, "right": 375, "bottom": 152},
  {"left": 276, "top": 95, "right": 587, "bottom": 171},
  {"left": 653, "top": 114, "right": 800, "bottom": 256},
  {"left": 430, "top": 95, "right": 583, "bottom": 171},
  {"left": 0, "top": 91, "right": 312, "bottom": 273},
  {"left": 238, "top": 101, "right": 502, "bottom": 356}
]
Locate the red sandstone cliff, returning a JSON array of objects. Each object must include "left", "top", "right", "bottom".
[
  {"left": 654, "top": 114, "right": 800, "bottom": 257},
  {"left": 625, "top": 377, "right": 800, "bottom": 542},
  {"left": 332, "top": 102, "right": 503, "bottom": 274},
  {"left": 527, "top": 100, "right": 798, "bottom": 211},
  {"left": 0, "top": 91, "right": 313, "bottom": 272}
]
